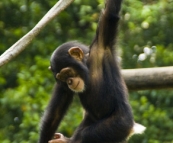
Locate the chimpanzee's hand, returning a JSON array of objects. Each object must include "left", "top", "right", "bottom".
[{"left": 48, "top": 133, "right": 69, "bottom": 143}]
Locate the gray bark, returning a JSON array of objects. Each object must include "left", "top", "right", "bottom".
[{"left": 122, "top": 66, "right": 173, "bottom": 90}]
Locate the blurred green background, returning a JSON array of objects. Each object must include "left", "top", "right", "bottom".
[{"left": 0, "top": 0, "right": 173, "bottom": 143}]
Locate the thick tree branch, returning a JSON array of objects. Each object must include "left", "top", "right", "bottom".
[
  {"left": 122, "top": 66, "right": 173, "bottom": 90},
  {"left": 0, "top": 0, "right": 74, "bottom": 67}
]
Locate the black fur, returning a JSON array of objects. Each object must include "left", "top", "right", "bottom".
[
  {"left": 71, "top": 0, "right": 133, "bottom": 142},
  {"left": 38, "top": 41, "right": 89, "bottom": 143},
  {"left": 38, "top": 0, "right": 134, "bottom": 143}
]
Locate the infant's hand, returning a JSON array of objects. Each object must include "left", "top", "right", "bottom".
[{"left": 48, "top": 133, "right": 68, "bottom": 143}]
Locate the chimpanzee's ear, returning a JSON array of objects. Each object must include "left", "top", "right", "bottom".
[{"left": 68, "top": 47, "right": 84, "bottom": 61}]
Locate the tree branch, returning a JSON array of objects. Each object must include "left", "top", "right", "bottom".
[
  {"left": 0, "top": 0, "right": 74, "bottom": 67},
  {"left": 122, "top": 66, "right": 173, "bottom": 90}
]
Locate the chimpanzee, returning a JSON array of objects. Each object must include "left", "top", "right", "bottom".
[
  {"left": 38, "top": 41, "right": 89, "bottom": 143},
  {"left": 38, "top": 0, "right": 146, "bottom": 143}
]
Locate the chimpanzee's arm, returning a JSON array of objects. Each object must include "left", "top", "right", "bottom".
[{"left": 38, "top": 83, "right": 73, "bottom": 143}]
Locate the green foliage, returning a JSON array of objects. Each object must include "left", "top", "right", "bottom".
[{"left": 0, "top": 0, "right": 173, "bottom": 142}]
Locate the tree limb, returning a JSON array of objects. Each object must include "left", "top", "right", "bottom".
[
  {"left": 122, "top": 66, "right": 173, "bottom": 90},
  {"left": 0, "top": 0, "right": 74, "bottom": 67}
]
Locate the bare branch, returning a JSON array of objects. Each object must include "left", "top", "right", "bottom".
[
  {"left": 122, "top": 66, "right": 173, "bottom": 90},
  {"left": 0, "top": 0, "right": 74, "bottom": 67}
]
